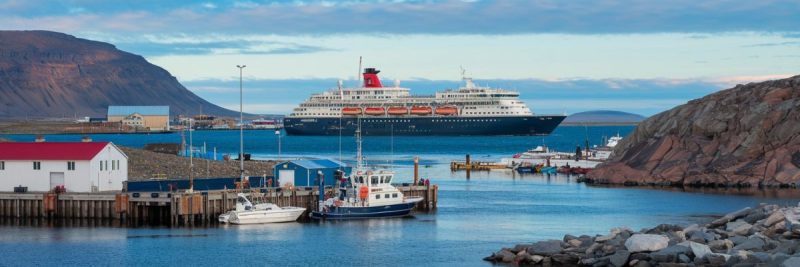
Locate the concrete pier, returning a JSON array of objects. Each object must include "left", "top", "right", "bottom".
[{"left": 0, "top": 185, "right": 438, "bottom": 226}]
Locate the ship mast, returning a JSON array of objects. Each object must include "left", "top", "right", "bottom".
[{"left": 356, "top": 116, "right": 363, "bottom": 170}]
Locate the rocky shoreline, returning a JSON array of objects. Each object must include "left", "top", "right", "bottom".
[{"left": 485, "top": 204, "right": 800, "bottom": 266}]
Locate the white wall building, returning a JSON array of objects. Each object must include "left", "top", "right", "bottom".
[{"left": 0, "top": 142, "right": 128, "bottom": 192}]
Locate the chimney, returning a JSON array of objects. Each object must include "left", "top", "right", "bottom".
[
  {"left": 81, "top": 136, "right": 92, "bottom": 142},
  {"left": 35, "top": 135, "right": 45, "bottom": 142}
]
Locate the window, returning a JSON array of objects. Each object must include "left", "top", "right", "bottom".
[
  {"left": 370, "top": 176, "right": 379, "bottom": 185},
  {"left": 384, "top": 194, "right": 390, "bottom": 199},
  {"left": 0, "top": 161, "right": 4, "bottom": 170},
  {"left": 100, "top": 161, "right": 103, "bottom": 171},
  {"left": 67, "top": 161, "right": 75, "bottom": 171},
  {"left": 112, "top": 160, "right": 116, "bottom": 170},
  {"left": 392, "top": 193, "right": 398, "bottom": 198},
  {"left": 33, "top": 161, "right": 41, "bottom": 170},
  {"left": 376, "top": 194, "right": 381, "bottom": 199}
]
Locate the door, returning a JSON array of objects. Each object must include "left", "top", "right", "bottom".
[
  {"left": 49, "top": 172, "right": 65, "bottom": 190},
  {"left": 278, "top": 170, "right": 294, "bottom": 187}
]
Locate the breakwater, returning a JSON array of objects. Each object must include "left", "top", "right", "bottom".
[
  {"left": 486, "top": 204, "right": 800, "bottom": 266},
  {"left": 0, "top": 185, "right": 437, "bottom": 226}
]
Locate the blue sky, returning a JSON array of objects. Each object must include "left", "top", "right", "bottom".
[{"left": 2, "top": 0, "right": 799, "bottom": 115}]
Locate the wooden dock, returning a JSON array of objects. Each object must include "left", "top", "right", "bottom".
[
  {"left": 0, "top": 185, "right": 438, "bottom": 226},
  {"left": 450, "top": 161, "right": 507, "bottom": 171}
]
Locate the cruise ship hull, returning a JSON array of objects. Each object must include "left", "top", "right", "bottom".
[{"left": 283, "top": 115, "right": 566, "bottom": 136}]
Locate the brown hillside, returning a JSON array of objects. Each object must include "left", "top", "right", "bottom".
[{"left": 0, "top": 30, "right": 239, "bottom": 118}]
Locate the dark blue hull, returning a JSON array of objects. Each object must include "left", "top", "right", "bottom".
[
  {"left": 310, "top": 201, "right": 418, "bottom": 220},
  {"left": 284, "top": 115, "right": 566, "bottom": 136}
]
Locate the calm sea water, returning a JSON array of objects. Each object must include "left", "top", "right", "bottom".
[{"left": 2, "top": 126, "right": 799, "bottom": 266}]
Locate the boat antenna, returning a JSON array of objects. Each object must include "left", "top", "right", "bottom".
[
  {"left": 356, "top": 116, "right": 363, "bottom": 170},
  {"left": 357, "top": 56, "right": 362, "bottom": 87},
  {"left": 390, "top": 123, "right": 394, "bottom": 170}
]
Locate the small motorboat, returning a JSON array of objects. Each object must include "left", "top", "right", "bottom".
[{"left": 219, "top": 193, "right": 306, "bottom": 225}]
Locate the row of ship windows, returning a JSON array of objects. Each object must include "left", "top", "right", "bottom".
[
  {"left": 375, "top": 193, "right": 399, "bottom": 199},
  {"left": 360, "top": 119, "right": 501, "bottom": 122},
  {"left": 465, "top": 112, "right": 523, "bottom": 115}
]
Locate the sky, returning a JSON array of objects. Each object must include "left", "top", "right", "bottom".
[{"left": 2, "top": 0, "right": 799, "bottom": 116}]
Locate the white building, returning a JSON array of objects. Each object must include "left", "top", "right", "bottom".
[{"left": 0, "top": 142, "right": 128, "bottom": 192}]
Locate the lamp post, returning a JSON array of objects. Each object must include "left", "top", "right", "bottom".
[
  {"left": 237, "top": 65, "right": 246, "bottom": 183},
  {"left": 275, "top": 130, "right": 281, "bottom": 160}
]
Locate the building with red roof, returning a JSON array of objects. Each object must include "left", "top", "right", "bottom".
[{"left": 0, "top": 141, "right": 128, "bottom": 192}]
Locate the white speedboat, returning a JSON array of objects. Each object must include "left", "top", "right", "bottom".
[{"left": 218, "top": 193, "right": 306, "bottom": 225}]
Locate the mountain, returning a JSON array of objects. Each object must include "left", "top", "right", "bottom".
[
  {"left": 563, "top": 110, "right": 645, "bottom": 124},
  {"left": 0, "top": 30, "right": 239, "bottom": 118},
  {"left": 587, "top": 75, "right": 800, "bottom": 186}
]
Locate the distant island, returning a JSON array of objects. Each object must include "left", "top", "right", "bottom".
[
  {"left": 0, "top": 30, "right": 240, "bottom": 120},
  {"left": 561, "top": 110, "right": 646, "bottom": 125}
]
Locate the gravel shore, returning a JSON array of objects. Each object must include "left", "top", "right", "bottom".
[{"left": 121, "top": 147, "right": 276, "bottom": 181}]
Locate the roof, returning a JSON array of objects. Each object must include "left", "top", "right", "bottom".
[
  {"left": 108, "top": 106, "right": 169, "bottom": 116},
  {"left": 0, "top": 142, "right": 117, "bottom": 160},
  {"left": 286, "top": 159, "right": 349, "bottom": 169}
]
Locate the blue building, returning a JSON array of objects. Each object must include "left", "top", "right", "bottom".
[{"left": 273, "top": 159, "right": 351, "bottom": 187}]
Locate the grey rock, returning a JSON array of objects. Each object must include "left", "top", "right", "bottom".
[
  {"left": 770, "top": 240, "right": 798, "bottom": 255},
  {"left": 727, "top": 220, "right": 749, "bottom": 232},
  {"left": 526, "top": 240, "right": 564, "bottom": 256},
  {"left": 750, "top": 252, "right": 771, "bottom": 263},
  {"left": 711, "top": 207, "right": 753, "bottom": 227},
  {"left": 609, "top": 250, "right": 631, "bottom": 267},
  {"left": 781, "top": 256, "right": 800, "bottom": 267},
  {"left": 764, "top": 211, "right": 786, "bottom": 227},
  {"left": 708, "top": 239, "right": 734, "bottom": 253},
  {"left": 625, "top": 234, "right": 670, "bottom": 252},
  {"left": 646, "top": 224, "right": 684, "bottom": 234},
  {"left": 729, "top": 235, "right": 749, "bottom": 245},
  {"left": 567, "top": 239, "right": 583, "bottom": 247},
  {"left": 734, "top": 237, "right": 766, "bottom": 252},
  {"left": 551, "top": 253, "right": 580, "bottom": 265},
  {"left": 678, "top": 253, "right": 691, "bottom": 263},
  {"left": 651, "top": 244, "right": 692, "bottom": 262},
  {"left": 732, "top": 223, "right": 754, "bottom": 236},
  {"left": 531, "top": 255, "right": 544, "bottom": 264},
  {"left": 633, "top": 260, "right": 652, "bottom": 267},
  {"left": 596, "top": 233, "right": 617, "bottom": 242},
  {"left": 707, "top": 253, "right": 731, "bottom": 266},
  {"left": 688, "top": 229, "right": 715, "bottom": 243},
  {"left": 743, "top": 210, "right": 767, "bottom": 224},
  {"left": 563, "top": 234, "right": 578, "bottom": 242},
  {"left": 498, "top": 249, "right": 515, "bottom": 262},
  {"left": 689, "top": 241, "right": 713, "bottom": 259}
]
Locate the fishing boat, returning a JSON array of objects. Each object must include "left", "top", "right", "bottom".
[
  {"left": 218, "top": 193, "right": 306, "bottom": 224},
  {"left": 310, "top": 121, "right": 423, "bottom": 220}
]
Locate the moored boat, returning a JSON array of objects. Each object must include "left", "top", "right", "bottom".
[
  {"left": 310, "top": 121, "right": 423, "bottom": 220},
  {"left": 219, "top": 193, "right": 306, "bottom": 225}
]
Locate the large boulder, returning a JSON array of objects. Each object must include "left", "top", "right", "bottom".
[
  {"left": 625, "top": 234, "right": 670, "bottom": 252},
  {"left": 526, "top": 240, "right": 564, "bottom": 256},
  {"left": 587, "top": 75, "right": 800, "bottom": 186}
]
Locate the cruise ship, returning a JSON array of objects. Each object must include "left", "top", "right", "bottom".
[{"left": 283, "top": 68, "right": 566, "bottom": 136}]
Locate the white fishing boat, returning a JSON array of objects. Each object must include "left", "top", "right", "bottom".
[{"left": 218, "top": 193, "right": 306, "bottom": 225}]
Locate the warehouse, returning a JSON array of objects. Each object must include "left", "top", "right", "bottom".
[
  {"left": 0, "top": 142, "right": 128, "bottom": 192},
  {"left": 107, "top": 105, "right": 170, "bottom": 131},
  {"left": 273, "top": 159, "right": 351, "bottom": 187}
]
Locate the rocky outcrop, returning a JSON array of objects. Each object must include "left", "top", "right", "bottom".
[
  {"left": 486, "top": 204, "right": 800, "bottom": 266},
  {"left": 121, "top": 147, "right": 275, "bottom": 181},
  {"left": 587, "top": 75, "right": 800, "bottom": 186},
  {"left": 0, "top": 30, "right": 239, "bottom": 118}
]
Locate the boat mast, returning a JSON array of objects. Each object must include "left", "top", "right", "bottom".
[{"left": 356, "top": 116, "right": 363, "bottom": 170}]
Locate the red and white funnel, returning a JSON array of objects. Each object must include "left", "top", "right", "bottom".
[{"left": 362, "top": 68, "right": 383, "bottom": 88}]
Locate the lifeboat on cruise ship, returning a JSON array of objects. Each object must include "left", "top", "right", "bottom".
[
  {"left": 410, "top": 106, "right": 433, "bottom": 115},
  {"left": 364, "top": 107, "right": 385, "bottom": 116},
  {"left": 342, "top": 107, "right": 362, "bottom": 115},
  {"left": 387, "top": 106, "right": 409, "bottom": 115},
  {"left": 435, "top": 105, "right": 458, "bottom": 116}
]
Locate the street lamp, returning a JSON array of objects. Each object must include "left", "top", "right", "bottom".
[
  {"left": 237, "top": 65, "right": 246, "bottom": 183},
  {"left": 275, "top": 130, "right": 281, "bottom": 160}
]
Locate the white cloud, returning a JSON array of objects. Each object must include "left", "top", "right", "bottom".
[{"left": 220, "top": 103, "right": 298, "bottom": 114}]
